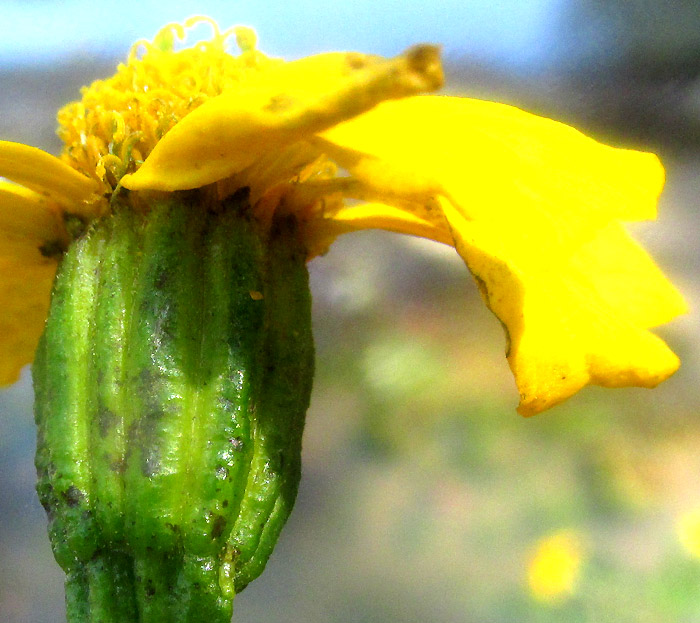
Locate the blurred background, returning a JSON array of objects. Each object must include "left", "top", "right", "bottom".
[{"left": 1, "top": 1, "right": 699, "bottom": 621}]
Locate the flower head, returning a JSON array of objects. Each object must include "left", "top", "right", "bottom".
[{"left": 0, "top": 18, "right": 686, "bottom": 413}]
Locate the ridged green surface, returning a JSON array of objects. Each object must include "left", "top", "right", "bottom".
[{"left": 33, "top": 191, "right": 314, "bottom": 622}]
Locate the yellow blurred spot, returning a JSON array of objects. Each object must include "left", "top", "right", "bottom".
[
  {"left": 677, "top": 509, "right": 700, "bottom": 558},
  {"left": 249, "top": 290, "right": 264, "bottom": 301},
  {"left": 527, "top": 531, "right": 583, "bottom": 603}
]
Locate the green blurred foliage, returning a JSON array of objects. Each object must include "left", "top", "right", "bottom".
[{"left": 297, "top": 239, "right": 700, "bottom": 622}]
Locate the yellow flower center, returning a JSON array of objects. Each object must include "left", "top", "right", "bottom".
[{"left": 56, "top": 17, "right": 277, "bottom": 193}]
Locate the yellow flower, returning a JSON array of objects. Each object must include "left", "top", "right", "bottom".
[
  {"left": 527, "top": 531, "right": 583, "bottom": 603},
  {"left": 0, "top": 17, "right": 686, "bottom": 414},
  {"left": 677, "top": 508, "right": 700, "bottom": 558}
]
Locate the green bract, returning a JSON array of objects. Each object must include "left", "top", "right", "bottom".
[{"left": 33, "top": 191, "right": 314, "bottom": 622}]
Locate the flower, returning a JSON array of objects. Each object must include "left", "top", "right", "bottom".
[
  {"left": 527, "top": 530, "right": 584, "bottom": 603},
  {"left": 0, "top": 17, "right": 686, "bottom": 414}
]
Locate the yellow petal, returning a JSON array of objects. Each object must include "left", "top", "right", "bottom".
[
  {"left": 0, "top": 250, "right": 56, "bottom": 385},
  {"left": 0, "top": 141, "right": 100, "bottom": 216},
  {"left": 122, "top": 46, "right": 443, "bottom": 191},
  {"left": 320, "top": 202, "right": 451, "bottom": 243},
  {"left": 216, "top": 142, "right": 322, "bottom": 207},
  {"left": 570, "top": 223, "right": 687, "bottom": 329},
  {"left": 0, "top": 180, "right": 64, "bottom": 385},
  {"left": 303, "top": 201, "right": 452, "bottom": 259},
  {"left": 441, "top": 200, "right": 682, "bottom": 416},
  {"left": 313, "top": 95, "right": 682, "bottom": 413},
  {"left": 288, "top": 173, "right": 452, "bottom": 255},
  {"left": 317, "top": 96, "right": 665, "bottom": 255},
  {"left": 0, "top": 181, "right": 69, "bottom": 247}
]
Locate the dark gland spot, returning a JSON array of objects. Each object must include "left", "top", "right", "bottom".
[
  {"left": 62, "top": 486, "right": 86, "bottom": 508},
  {"left": 110, "top": 458, "right": 126, "bottom": 474},
  {"left": 144, "top": 579, "right": 156, "bottom": 598},
  {"left": 263, "top": 94, "right": 294, "bottom": 113},
  {"left": 345, "top": 52, "right": 368, "bottom": 70},
  {"left": 98, "top": 406, "right": 119, "bottom": 438},
  {"left": 211, "top": 514, "right": 227, "bottom": 539},
  {"left": 39, "top": 239, "right": 65, "bottom": 259},
  {"left": 154, "top": 270, "right": 169, "bottom": 290}
]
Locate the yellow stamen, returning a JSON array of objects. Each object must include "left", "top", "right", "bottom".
[{"left": 57, "top": 17, "right": 275, "bottom": 191}]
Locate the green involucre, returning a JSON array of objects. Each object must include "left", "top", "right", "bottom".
[{"left": 34, "top": 190, "right": 314, "bottom": 623}]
